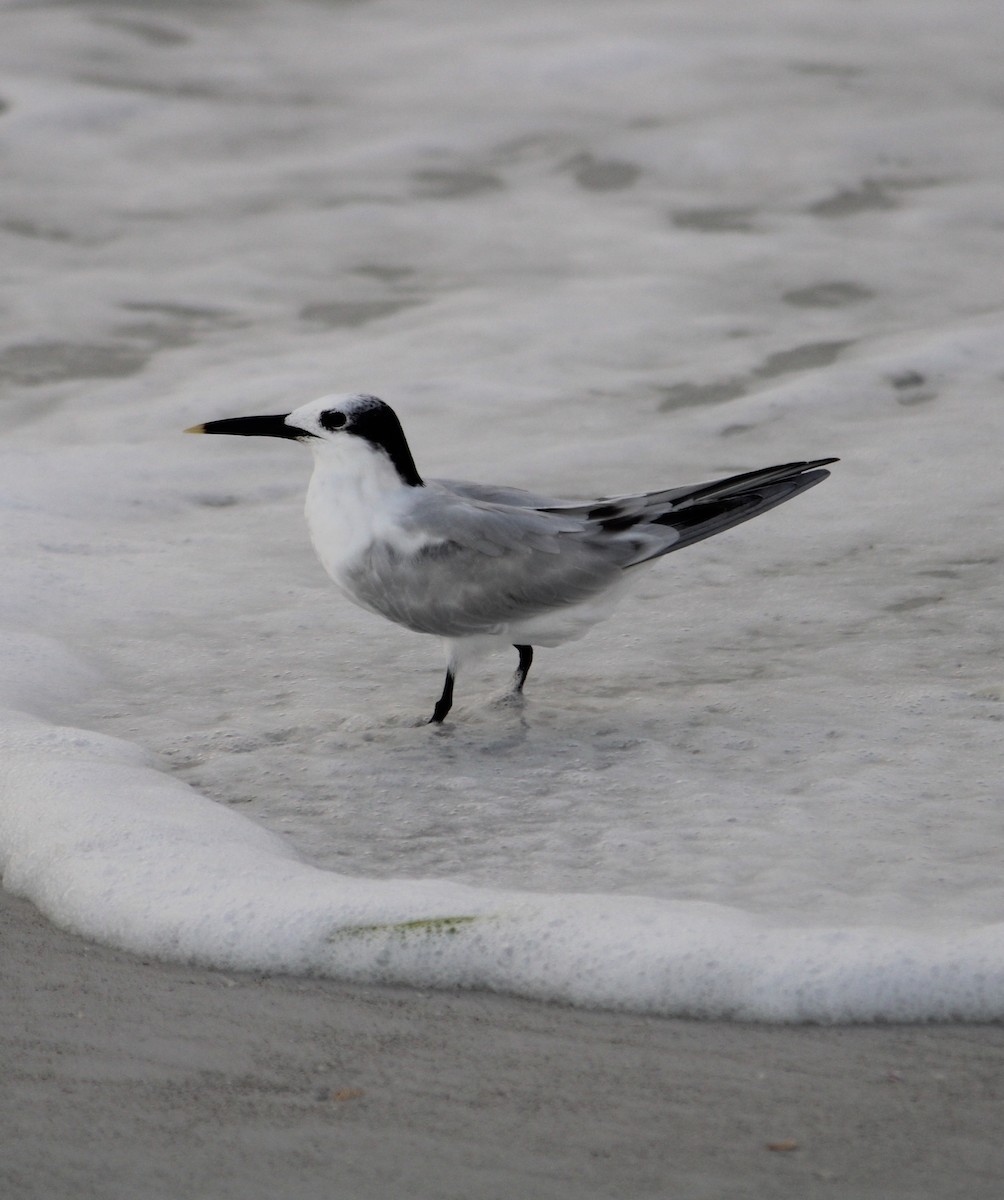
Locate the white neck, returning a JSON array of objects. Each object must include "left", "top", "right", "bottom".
[{"left": 303, "top": 438, "right": 416, "bottom": 590}]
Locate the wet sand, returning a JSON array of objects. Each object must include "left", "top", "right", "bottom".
[{"left": 3, "top": 889, "right": 1003, "bottom": 1199}]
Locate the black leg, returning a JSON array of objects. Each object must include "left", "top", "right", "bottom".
[
  {"left": 428, "top": 668, "right": 455, "bottom": 724},
  {"left": 513, "top": 644, "right": 533, "bottom": 693}
]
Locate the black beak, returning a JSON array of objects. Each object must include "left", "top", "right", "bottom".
[{"left": 185, "top": 413, "right": 311, "bottom": 439}]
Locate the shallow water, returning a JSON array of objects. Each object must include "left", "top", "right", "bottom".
[{"left": 1, "top": 0, "right": 1003, "bottom": 1020}]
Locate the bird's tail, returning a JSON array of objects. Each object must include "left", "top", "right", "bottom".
[{"left": 639, "top": 458, "right": 837, "bottom": 561}]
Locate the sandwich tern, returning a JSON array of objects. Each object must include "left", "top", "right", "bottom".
[{"left": 188, "top": 393, "right": 836, "bottom": 723}]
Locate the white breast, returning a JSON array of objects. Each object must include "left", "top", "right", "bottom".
[{"left": 303, "top": 439, "right": 428, "bottom": 607}]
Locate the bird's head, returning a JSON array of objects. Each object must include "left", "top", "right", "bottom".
[{"left": 187, "top": 393, "right": 424, "bottom": 487}]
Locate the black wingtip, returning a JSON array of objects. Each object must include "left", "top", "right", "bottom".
[{"left": 641, "top": 458, "right": 838, "bottom": 560}]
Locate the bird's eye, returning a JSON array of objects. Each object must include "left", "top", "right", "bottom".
[{"left": 320, "top": 410, "right": 347, "bottom": 431}]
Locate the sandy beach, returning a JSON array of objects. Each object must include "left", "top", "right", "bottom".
[{"left": 4, "top": 888, "right": 1003, "bottom": 1199}]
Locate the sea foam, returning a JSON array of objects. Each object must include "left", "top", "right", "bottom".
[
  {"left": 2, "top": 634, "right": 1003, "bottom": 1023},
  {"left": 3, "top": 0, "right": 1004, "bottom": 1022}
]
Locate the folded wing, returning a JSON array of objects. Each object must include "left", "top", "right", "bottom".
[
  {"left": 540, "top": 458, "right": 838, "bottom": 564},
  {"left": 345, "top": 459, "right": 836, "bottom": 637}
]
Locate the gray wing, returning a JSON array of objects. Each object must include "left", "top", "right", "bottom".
[
  {"left": 434, "top": 458, "right": 838, "bottom": 565},
  {"left": 535, "top": 458, "right": 838, "bottom": 563},
  {"left": 435, "top": 478, "right": 564, "bottom": 508},
  {"left": 345, "top": 485, "right": 643, "bottom": 637},
  {"left": 343, "top": 460, "right": 836, "bottom": 638},
  {"left": 346, "top": 534, "right": 630, "bottom": 637}
]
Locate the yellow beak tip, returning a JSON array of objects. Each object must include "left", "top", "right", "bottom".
[{"left": 184, "top": 424, "right": 206, "bottom": 434}]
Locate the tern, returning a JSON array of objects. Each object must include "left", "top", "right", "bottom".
[{"left": 188, "top": 394, "right": 836, "bottom": 723}]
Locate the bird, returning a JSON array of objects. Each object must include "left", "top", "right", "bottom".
[{"left": 187, "top": 393, "right": 836, "bottom": 723}]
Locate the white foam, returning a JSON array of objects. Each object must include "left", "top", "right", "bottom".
[
  {"left": 3, "top": 676, "right": 1004, "bottom": 1022},
  {"left": 3, "top": 0, "right": 1004, "bottom": 1020}
]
